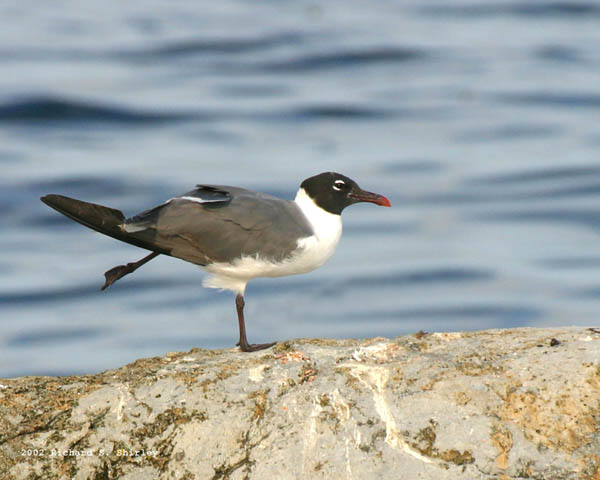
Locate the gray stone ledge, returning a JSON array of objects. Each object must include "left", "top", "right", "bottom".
[{"left": 1, "top": 327, "right": 599, "bottom": 479}]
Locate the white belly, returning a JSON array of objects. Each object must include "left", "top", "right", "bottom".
[
  {"left": 202, "top": 188, "right": 343, "bottom": 294},
  {"left": 202, "top": 228, "right": 341, "bottom": 294}
]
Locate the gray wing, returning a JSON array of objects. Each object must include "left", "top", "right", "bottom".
[{"left": 123, "top": 185, "right": 313, "bottom": 265}]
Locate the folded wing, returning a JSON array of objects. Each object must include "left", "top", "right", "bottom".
[{"left": 124, "top": 185, "right": 313, "bottom": 266}]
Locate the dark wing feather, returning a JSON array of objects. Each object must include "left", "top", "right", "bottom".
[
  {"left": 189, "top": 185, "right": 232, "bottom": 202},
  {"left": 41, "top": 194, "right": 170, "bottom": 254},
  {"left": 124, "top": 185, "right": 313, "bottom": 266},
  {"left": 127, "top": 186, "right": 232, "bottom": 226}
]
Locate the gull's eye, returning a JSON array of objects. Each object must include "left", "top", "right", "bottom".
[{"left": 333, "top": 180, "right": 346, "bottom": 191}]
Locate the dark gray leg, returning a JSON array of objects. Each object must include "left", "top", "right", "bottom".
[
  {"left": 101, "top": 251, "right": 160, "bottom": 291},
  {"left": 235, "top": 294, "right": 275, "bottom": 352}
]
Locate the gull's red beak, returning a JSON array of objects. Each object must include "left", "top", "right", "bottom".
[{"left": 348, "top": 188, "right": 391, "bottom": 207}]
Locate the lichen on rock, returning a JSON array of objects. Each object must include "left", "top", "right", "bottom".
[{"left": 1, "top": 327, "right": 599, "bottom": 479}]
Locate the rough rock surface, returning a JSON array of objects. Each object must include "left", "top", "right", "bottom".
[{"left": 1, "top": 327, "right": 599, "bottom": 479}]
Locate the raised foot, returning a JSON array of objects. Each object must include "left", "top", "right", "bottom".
[
  {"left": 101, "top": 264, "right": 132, "bottom": 291},
  {"left": 101, "top": 252, "right": 160, "bottom": 291},
  {"left": 236, "top": 341, "right": 276, "bottom": 353}
]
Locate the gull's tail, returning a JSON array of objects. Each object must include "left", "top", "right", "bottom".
[
  {"left": 41, "top": 194, "right": 164, "bottom": 289},
  {"left": 41, "top": 194, "right": 166, "bottom": 253}
]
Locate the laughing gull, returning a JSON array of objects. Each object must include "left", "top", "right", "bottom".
[{"left": 41, "top": 172, "right": 390, "bottom": 352}]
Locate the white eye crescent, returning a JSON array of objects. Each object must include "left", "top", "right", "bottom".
[{"left": 333, "top": 180, "right": 345, "bottom": 191}]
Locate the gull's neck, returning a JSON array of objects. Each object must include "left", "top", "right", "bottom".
[{"left": 294, "top": 188, "right": 342, "bottom": 240}]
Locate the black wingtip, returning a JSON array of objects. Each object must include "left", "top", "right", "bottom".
[{"left": 40, "top": 194, "right": 60, "bottom": 207}]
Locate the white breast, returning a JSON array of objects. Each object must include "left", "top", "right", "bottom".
[
  {"left": 202, "top": 188, "right": 342, "bottom": 294},
  {"left": 292, "top": 187, "right": 343, "bottom": 271}
]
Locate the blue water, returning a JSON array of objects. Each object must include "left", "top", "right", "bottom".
[{"left": 2, "top": 1, "right": 600, "bottom": 377}]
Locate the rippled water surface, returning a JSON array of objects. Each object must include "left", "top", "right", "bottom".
[{"left": 2, "top": 1, "right": 600, "bottom": 376}]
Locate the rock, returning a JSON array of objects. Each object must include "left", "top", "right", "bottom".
[{"left": 1, "top": 327, "right": 599, "bottom": 479}]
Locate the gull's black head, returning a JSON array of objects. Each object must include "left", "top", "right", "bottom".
[{"left": 300, "top": 172, "right": 391, "bottom": 215}]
